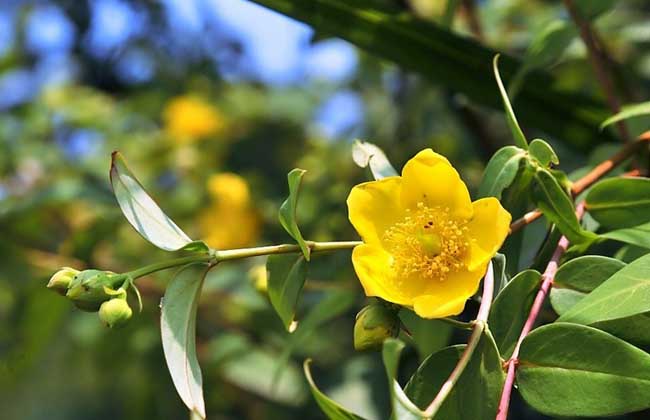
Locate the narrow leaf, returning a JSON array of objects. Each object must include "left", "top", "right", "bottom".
[
  {"left": 267, "top": 254, "right": 308, "bottom": 331},
  {"left": 303, "top": 360, "right": 367, "bottom": 420},
  {"left": 382, "top": 338, "right": 427, "bottom": 420},
  {"left": 488, "top": 270, "right": 541, "bottom": 358},
  {"left": 550, "top": 255, "right": 625, "bottom": 315},
  {"left": 493, "top": 55, "right": 528, "bottom": 149},
  {"left": 601, "top": 100, "right": 650, "bottom": 129},
  {"left": 352, "top": 140, "right": 398, "bottom": 180},
  {"left": 586, "top": 177, "right": 650, "bottom": 229},
  {"left": 279, "top": 168, "right": 310, "bottom": 260},
  {"left": 161, "top": 263, "right": 208, "bottom": 419},
  {"left": 532, "top": 168, "right": 596, "bottom": 244},
  {"left": 477, "top": 146, "right": 525, "bottom": 199},
  {"left": 518, "top": 323, "right": 650, "bottom": 417},
  {"left": 602, "top": 222, "right": 650, "bottom": 249},
  {"left": 110, "top": 151, "right": 194, "bottom": 251}
]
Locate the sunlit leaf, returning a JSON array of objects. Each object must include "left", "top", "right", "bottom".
[
  {"left": 267, "top": 254, "right": 308, "bottom": 331},
  {"left": 279, "top": 168, "right": 310, "bottom": 260},
  {"left": 352, "top": 140, "right": 398, "bottom": 180},
  {"left": 160, "top": 263, "right": 208, "bottom": 419},
  {"left": 601, "top": 101, "right": 650, "bottom": 129},
  {"left": 110, "top": 151, "right": 195, "bottom": 252},
  {"left": 602, "top": 222, "right": 650, "bottom": 249},
  {"left": 550, "top": 255, "right": 625, "bottom": 315},
  {"left": 528, "top": 138, "right": 559, "bottom": 167},
  {"left": 586, "top": 177, "right": 650, "bottom": 229},
  {"left": 518, "top": 323, "right": 650, "bottom": 417},
  {"left": 303, "top": 359, "right": 367, "bottom": 420}
]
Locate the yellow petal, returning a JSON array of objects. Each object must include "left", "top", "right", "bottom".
[
  {"left": 347, "top": 177, "right": 403, "bottom": 245},
  {"left": 412, "top": 264, "right": 487, "bottom": 318},
  {"left": 401, "top": 149, "right": 472, "bottom": 219},
  {"left": 466, "top": 198, "right": 511, "bottom": 271},
  {"left": 351, "top": 244, "right": 412, "bottom": 305}
]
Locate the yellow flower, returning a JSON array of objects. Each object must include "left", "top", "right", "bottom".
[
  {"left": 199, "top": 173, "right": 260, "bottom": 249},
  {"left": 163, "top": 95, "right": 224, "bottom": 143},
  {"left": 347, "top": 149, "right": 511, "bottom": 319}
]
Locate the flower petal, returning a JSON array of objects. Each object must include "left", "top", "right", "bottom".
[
  {"left": 466, "top": 198, "right": 511, "bottom": 271},
  {"left": 347, "top": 177, "right": 403, "bottom": 245},
  {"left": 412, "top": 264, "right": 487, "bottom": 318},
  {"left": 401, "top": 149, "right": 472, "bottom": 219},
  {"left": 351, "top": 244, "right": 412, "bottom": 305}
]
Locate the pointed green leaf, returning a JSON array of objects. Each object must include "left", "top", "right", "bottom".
[
  {"left": 161, "top": 263, "right": 208, "bottom": 419},
  {"left": 602, "top": 222, "right": 650, "bottom": 249},
  {"left": 550, "top": 255, "right": 625, "bottom": 315},
  {"left": 110, "top": 151, "right": 194, "bottom": 252},
  {"left": 279, "top": 168, "right": 310, "bottom": 260},
  {"left": 267, "top": 254, "right": 308, "bottom": 331},
  {"left": 493, "top": 55, "right": 527, "bottom": 149},
  {"left": 586, "top": 177, "right": 650, "bottom": 229},
  {"left": 404, "top": 331, "right": 504, "bottom": 419},
  {"left": 478, "top": 146, "right": 526, "bottom": 199},
  {"left": 528, "top": 139, "right": 559, "bottom": 167},
  {"left": 488, "top": 270, "right": 541, "bottom": 358},
  {"left": 601, "top": 101, "right": 650, "bottom": 129},
  {"left": 382, "top": 338, "right": 427, "bottom": 420},
  {"left": 518, "top": 323, "right": 650, "bottom": 417},
  {"left": 532, "top": 168, "right": 596, "bottom": 244},
  {"left": 352, "top": 140, "right": 398, "bottom": 180},
  {"left": 303, "top": 360, "right": 366, "bottom": 420}
]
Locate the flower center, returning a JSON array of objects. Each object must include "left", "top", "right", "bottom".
[{"left": 383, "top": 203, "right": 469, "bottom": 281}]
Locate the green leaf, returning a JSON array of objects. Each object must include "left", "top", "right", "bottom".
[
  {"left": 532, "top": 168, "right": 596, "bottom": 244},
  {"left": 528, "top": 138, "right": 559, "bottom": 167},
  {"left": 279, "top": 168, "right": 310, "bottom": 260},
  {"left": 382, "top": 338, "right": 427, "bottom": 420},
  {"left": 248, "top": 0, "right": 614, "bottom": 151},
  {"left": 550, "top": 255, "right": 626, "bottom": 315},
  {"left": 574, "top": 0, "right": 616, "bottom": 20},
  {"left": 559, "top": 253, "right": 650, "bottom": 323},
  {"left": 488, "top": 270, "right": 541, "bottom": 358},
  {"left": 352, "top": 140, "right": 398, "bottom": 180},
  {"left": 110, "top": 151, "right": 195, "bottom": 252},
  {"left": 601, "top": 101, "right": 650, "bottom": 129},
  {"left": 508, "top": 20, "right": 576, "bottom": 98},
  {"left": 267, "top": 254, "right": 309, "bottom": 332},
  {"left": 517, "top": 323, "right": 650, "bottom": 417},
  {"left": 303, "top": 360, "right": 367, "bottom": 420},
  {"left": 160, "top": 263, "right": 208, "bottom": 419},
  {"left": 399, "top": 311, "right": 453, "bottom": 361},
  {"left": 586, "top": 177, "right": 650, "bottom": 229},
  {"left": 477, "top": 146, "right": 526, "bottom": 199},
  {"left": 493, "top": 55, "right": 528, "bottom": 149},
  {"left": 602, "top": 222, "right": 650, "bottom": 249},
  {"left": 404, "top": 331, "right": 504, "bottom": 419}
]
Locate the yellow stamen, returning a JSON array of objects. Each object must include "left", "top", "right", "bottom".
[{"left": 383, "top": 203, "right": 469, "bottom": 282}]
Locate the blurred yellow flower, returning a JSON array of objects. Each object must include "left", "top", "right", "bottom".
[
  {"left": 199, "top": 173, "right": 260, "bottom": 249},
  {"left": 347, "top": 149, "right": 511, "bottom": 319},
  {"left": 163, "top": 95, "right": 224, "bottom": 143},
  {"left": 249, "top": 264, "right": 268, "bottom": 293}
]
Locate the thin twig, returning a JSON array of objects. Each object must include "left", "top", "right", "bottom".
[
  {"left": 563, "top": 0, "right": 630, "bottom": 142},
  {"left": 423, "top": 262, "right": 494, "bottom": 418},
  {"left": 496, "top": 202, "right": 585, "bottom": 420},
  {"left": 509, "top": 131, "right": 650, "bottom": 234}
]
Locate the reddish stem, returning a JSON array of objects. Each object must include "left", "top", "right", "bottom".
[{"left": 496, "top": 202, "right": 585, "bottom": 420}]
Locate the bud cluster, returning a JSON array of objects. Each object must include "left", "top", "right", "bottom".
[{"left": 47, "top": 267, "right": 133, "bottom": 328}]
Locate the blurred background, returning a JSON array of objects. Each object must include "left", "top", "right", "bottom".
[{"left": 1, "top": 0, "right": 650, "bottom": 419}]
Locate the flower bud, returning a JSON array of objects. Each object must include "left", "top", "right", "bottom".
[
  {"left": 353, "top": 303, "right": 400, "bottom": 352},
  {"left": 99, "top": 298, "right": 132, "bottom": 328},
  {"left": 47, "top": 267, "right": 79, "bottom": 295},
  {"left": 65, "top": 270, "right": 126, "bottom": 312}
]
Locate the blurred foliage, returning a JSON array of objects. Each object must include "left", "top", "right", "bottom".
[{"left": 2, "top": 0, "right": 650, "bottom": 419}]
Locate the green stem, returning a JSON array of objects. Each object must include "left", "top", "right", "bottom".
[
  {"left": 125, "top": 241, "right": 361, "bottom": 279},
  {"left": 439, "top": 317, "right": 474, "bottom": 330}
]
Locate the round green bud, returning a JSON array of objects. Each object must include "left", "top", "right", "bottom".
[
  {"left": 65, "top": 270, "right": 126, "bottom": 312},
  {"left": 353, "top": 303, "right": 400, "bottom": 352},
  {"left": 47, "top": 267, "right": 80, "bottom": 295},
  {"left": 99, "top": 298, "right": 133, "bottom": 328}
]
